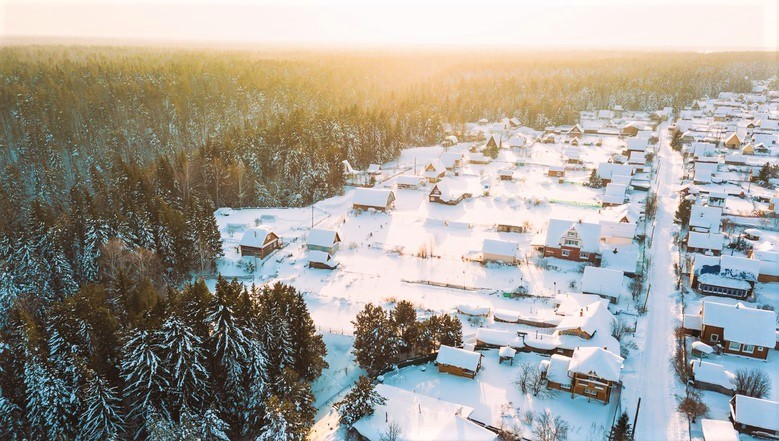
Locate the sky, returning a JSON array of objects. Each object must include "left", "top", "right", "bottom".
[{"left": 1, "top": 0, "right": 778, "bottom": 51}]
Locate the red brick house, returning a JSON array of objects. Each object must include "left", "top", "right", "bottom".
[
  {"left": 540, "top": 219, "right": 602, "bottom": 265},
  {"left": 684, "top": 301, "right": 776, "bottom": 360}
]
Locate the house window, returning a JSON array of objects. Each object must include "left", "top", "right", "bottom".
[
  {"left": 728, "top": 342, "right": 741, "bottom": 351},
  {"left": 561, "top": 250, "right": 571, "bottom": 257},
  {"left": 564, "top": 239, "right": 579, "bottom": 246},
  {"left": 757, "top": 347, "right": 764, "bottom": 352},
  {"left": 584, "top": 388, "right": 598, "bottom": 396},
  {"left": 742, "top": 345, "right": 754, "bottom": 354},
  {"left": 581, "top": 252, "right": 589, "bottom": 259},
  {"left": 567, "top": 231, "right": 576, "bottom": 237},
  {"left": 710, "top": 334, "right": 719, "bottom": 342}
]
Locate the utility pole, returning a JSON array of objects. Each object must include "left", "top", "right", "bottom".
[
  {"left": 631, "top": 398, "right": 641, "bottom": 440},
  {"left": 311, "top": 205, "right": 314, "bottom": 228}
]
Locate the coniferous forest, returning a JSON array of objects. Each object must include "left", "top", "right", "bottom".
[{"left": 0, "top": 45, "right": 777, "bottom": 439}]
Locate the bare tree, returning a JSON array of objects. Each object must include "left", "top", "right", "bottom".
[
  {"left": 532, "top": 410, "right": 570, "bottom": 441},
  {"left": 733, "top": 368, "right": 772, "bottom": 399},
  {"left": 611, "top": 316, "right": 635, "bottom": 342},
  {"left": 379, "top": 421, "right": 403, "bottom": 441},
  {"left": 516, "top": 362, "right": 547, "bottom": 396},
  {"left": 678, "top": 389, "right": 708, "bottom": 423}
]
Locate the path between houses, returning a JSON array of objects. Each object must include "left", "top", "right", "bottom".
[{"left": 627, "top": 121, "right": 687, "bottom": 441}]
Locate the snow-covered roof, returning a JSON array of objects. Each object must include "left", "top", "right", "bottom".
[
  {"left": 694, "top": 162, "right": 717, "bottom": 183},
  {"left": 731, "top": 395, "right": 779, "bottom": 432},
  {"left": 751, "top": 249, "right": 779, "bottom": 277},
  {"left": 720, "top": 254, "right": 760, "bottom": 281},
  {"left": 397, "top": 175, "right": 425, "bottom": 186},
  {"left": 545, "top": 219, "right": 602, "bottom": 253},
  {"left": 367, "top": 164, "right": 382, "bottom": 174},
  {"left": 555, "top": 293, "right": 604, "bottom": 315},
  {"left": 424, "top": 161, "right": 446, "bottom": 177},
  {"left": 702, "top": 301, "right": 776, "bottom": 348},
  {"left": 353, "top": 188, "right": 395, "bottom": 208},
  {"left": 581, "top": 266, "right": 624, "bottom": 299},
  {"left": 499, "top": 346, "right": 516, "bottom": 358},
  {"left": 597, "top": 163, "right": 634, "bottom": 180},
  {"left": 457, "top": 305, "right": 490, "bottom": 316},
  {"left": 307, "top": 228, "right": 341, "bottom": 248},
  {"left": 475, "top": 328, "right": 525, "bottom": 348},
  {"left": 555, "top": 299, "right": 614, "bottom": 337},
  {"left": 689, "top": 205, "right": 722, "bottom": 233},
  {"left": 307, "top": 250, "right": 334, "bottom": 265},
  {"left": 626, "top": 137, "right": 649, "bottom": 152},
  {"left": 628, "top": 151, "right": 646, "bottom": 164},
  {"left": 436, "top": 345, "right": 481, "bottom": 372},
  {"left": 700, "top": 420, "right": 739, "bottom": 441},
  {"left": 691, "top": 360, "right": 735, "bottom": 390},
  {"left": 687, "top": 232, "right": 724, "bottom": 251},
  {"left": 440, "top": 152, "right": 463, "bottom": 168},
  {"left": 568, "top": 347, "right": 624, "bottom": 383},
  {"left": 691, "top": 341, "right": 714, "bottom": 354},
  {"left": 600, "top": 244, "right": 640, "bottom": 274},
  {"left": 239, "top": 227, "right": 276, "bottom": 248},
  {"left": 692, "top": 142, "right": 717, "bottom": 158},
  {"left": 352, "top": 384, "right": 497, "bottom": 441},
  {"left": 493, "top": 308, "right": 521, "bottom": 323},
  {"left": 545, "top": 354, "right": 572, "bottom": 386},
  {"left": 602, "top": 203, "right": 642, "bottom": 224},
  {"left": 482, "top": 239, "right": 517, "bottom": 258}
]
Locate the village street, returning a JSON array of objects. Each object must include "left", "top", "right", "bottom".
[{"left": 630, "top": 122, "right": 687, "bottom": 440}]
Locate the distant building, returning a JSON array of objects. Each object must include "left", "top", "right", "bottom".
[
  {"left": 352, "top": 188, "right": 396, "bottom": 212},
  {"left": 306, "top": 228, "right": 341, "bottom": 254}
]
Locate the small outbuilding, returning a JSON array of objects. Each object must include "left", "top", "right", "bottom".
[
  {"left": 352, "top": 188, "right": 396, "bottom": 212},
  {"left": 435, "top": 345, "right": 482, "bottom": 379},
  {"left": 481, "top": 239, "right": 517, "bottom": 264},
  {"left": 306, "top": 228, "right": 341, "bottom": 254}
]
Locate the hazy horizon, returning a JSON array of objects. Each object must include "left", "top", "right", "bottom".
[{"left": 2, "top": 0, "right": 778, "bottom": 52}]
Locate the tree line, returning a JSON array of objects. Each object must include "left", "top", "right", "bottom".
[{"left": 0, "top": 277, "right": 326, "bottom": 440}]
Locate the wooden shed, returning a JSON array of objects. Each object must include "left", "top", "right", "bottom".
[
  {"left": 435, "top": 345, "right": 482, "bottom": 379},
  {"left": 239, "top": 227, "right": 281, "bottom": 259}
]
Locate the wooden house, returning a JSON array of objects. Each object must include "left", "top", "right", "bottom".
[
  {"left": 435, "top": 345, "right": 482, "bottom": 379},
  {"left": 581, "top": 267, "right": 624, "bottom": 304},
  {"left": 621, "top": 123, "right": 640, "bottom": 137},
  {"left": 396, "top": 175, "right": 424, "bottom": 189},
  {"left": 567, "top": 124, "right": 583, "bottom": 139},
  {"left": 485, "top": 134, "right": 501, "bottom": 149},
  {"left": 423, "top": 161, "right": 446, "bottom": 183},
  {"left": 685, "top": 301, "right": 776, "bottom": 360},
  {"left": 548, "top": 166, "right": 566, "bottom": 178},
  {"left": 686, "top": 232, "right": 724, "bottom": 256},
  {"left": 723, "top": 132, "right": 741, "bottom": 149},
  {"left": 729, "top": 395, "right": 779, "bottom": 437},
  {"left": 542, "top": 347, "right": 624, "bottom": 403},
  {"left": 239, "top": 227, "right": 281, "bottom": 259},
  {"left": 352, "top": 188, "right": 396, "bottom": 212},
  {"left": 306, "top": 228, "right": 341, "bottom": 254}
]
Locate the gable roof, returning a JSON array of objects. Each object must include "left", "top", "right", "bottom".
[
  {"left": 436, "top": 345, "right": 481, "bottom": 372},
  {"left": 689, "top": 205, "right": 722, "bottom": 232},
  {"left": 701, "top": 301, "right": 776, "bottom": 347},
  {"left": 626, "top": 137, "right": 649, "bottom": 152},
  {"left": 545, "top": 219, "right": 602, "bottom": 253},
  {"left": 687, "top": 232, "right": 724, "bottom": 251},
  {"left": 353, "top": 188, "right": 395, "bottom": 208},
  {"left": 581, "top": 266, "right": 624, "bottom": 299},
  {"left": 482, "top": 239, "right": 517, "bottom": 258},
  {"left": 544, "top": 354, "right": 573, "bottom": 386},
  {"left": 568, "top": 347, "right": 624, "bottom": 382},
  {"left": 731, "top": 395, "right": 779, "bottom": 432},
  {"left": 307, "top": 228, "right": 341, "bottom": 248},
  {"left": 597, "top": 163, "right": 634, "bottom": 180},
  {"left": 352, "top": 384, "right": 497, "bottom": 441},
  {"left": 239, "top": 227, "right": 276, "bottom": 248}
]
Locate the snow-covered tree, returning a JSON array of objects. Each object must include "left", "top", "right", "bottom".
[
  {"left": 24, "top": 357, "right": 72, "bottom": 440},
  {"left": 352, "top": 303, "right": 398, "bottom": 374},
  {"left": 335, "top": 376, "right": 386, "bottom": 426},
  {"left": 121, "top": 328, "right": 169, "bottom": 437},
  {"left": 159, "top": 316, "right": 208, "bottom": 416},
  {"left": 79, "top": 373, "right": 124, "bottom": 441}
]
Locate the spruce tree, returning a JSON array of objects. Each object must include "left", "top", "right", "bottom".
[
  {"left": 352, "top": 304, "right": 398, "bottom": 374},
  {"left": 610, "top": 411, "right": 633, "bottom": 441},
  {"left": 390, "top": 300, "right": 418, "bottom": 355},
  {"left": 79, "top": 373, "right": 125, "bottom": 441},
  {"left": 120, "top": 328, "right": 169, "bottom": 437},
  {"left": 335, "top": 376, "right": 386, "bottom": 427},
  {"left": 159, "top": 316, "right": 208, "bottom": 418}
]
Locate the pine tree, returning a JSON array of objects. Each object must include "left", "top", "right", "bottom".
[
  {"left": 352, "top": 304, "right": 398, "bottom": 374},
  {"left": 200, "top": 408, "right": 231, "bottom": 441},
  {"left": 670, "top": 130, "right": 683, "bottom": 151},
  {"left": 335, "top": 376, "right": 386, "bottom": 427},
  {"left": 588, "top": 169, "right": 603, "bottom": 188},
  {"left": 79, "top": 373, "right": 125, "bottom": 441},
  {"left": 256, "top": 395, "right": 294, "bottom": 441},
  {"left": 390, "top": 300, "right": 418, "bottom": 355},
  {"left": 675, "top": 199, "right": 692, "bottom": 227},
  {"left": 610, "top": 411, "right": 633, "bottom": 441}
]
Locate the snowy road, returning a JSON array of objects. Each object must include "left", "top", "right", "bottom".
[{"left": 630, "top": 122, "right": 687, "bottom": 441}]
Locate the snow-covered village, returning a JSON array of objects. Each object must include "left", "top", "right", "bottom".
[{"left": 1, "top": 2, "right": 778, "bottom": 441}]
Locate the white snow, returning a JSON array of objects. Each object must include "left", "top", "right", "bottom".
[{"left": 435, "top": 345, "right": 481, "bottom": 372}]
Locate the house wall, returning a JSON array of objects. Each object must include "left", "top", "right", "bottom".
[
  {"left": 695, "top": 281, "right": 751, "bottom": 299},
  {"left": 757, "top": 273, "right": 779, "bottom": 283},
  {"left": 701, "top": 325, "right": 769, "bottom": 360},
  {"left": 571, "top": 374, "right": 613, "bottom": 403},
  {"left": 353, "top": 204, "right": 388, "bottom": 212},
  {"left": 543, "top": 246, "right": 601, "bottom": 265},
  {"left": 687, "top": 246, "right": 722, "bottom": 256},
  {"left": 306, "top": 243, "right": 338, "bottom": 254},
  {"left": 437, "top": 363, "right": 478, "bottom": 379},
  {"left": 482, "top": 253, "right": 516, "bottom": 265},
  {"left": 239, "top": 241, "right": 280, "bottom": 259}
]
